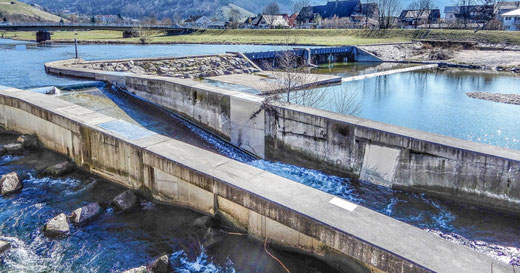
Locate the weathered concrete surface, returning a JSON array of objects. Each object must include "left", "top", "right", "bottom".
[
  {"left": 0, "top": 86, "right": 513, "bottom": 273},
  {"left": 341, "top": 64, "right": 438, "bottom": 82},
  {"left": 44, "top": 59, "right": 520, "bottom": 215},
  {"left": 208, "top": 71, "right": 342, "bottom": 94}
]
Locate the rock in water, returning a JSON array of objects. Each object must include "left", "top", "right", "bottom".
[
  {"left": 42, "top": 161, "right": 75, "bottom": 176},
  {"left": 0, "top": 240, "right": 11, "bottom": 255},
  {"left": 16, "top": 134, "right": 39, "bottom": 150},
  {"left": 71, "top": 203, "right": 102, "bottom": 225},
  {"left": 121, "top": 266, "right": 147, "bottom": 273},
  {"left": 0, "top": 172, "right": 22, "bottom": 195},
  {"left": 3, "top": 143, "right": 24, "bottom": 155},
  {"left": 112, "top": 190, "right": 137, "bottom": 211},
  {"left": 151, "top": 255, "right": 171, "bottom": 273},
  {"left": 44, "top": 213, "right": 70, "bottom": 237}
]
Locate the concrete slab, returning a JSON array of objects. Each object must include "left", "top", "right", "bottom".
[
  {"left": 208, "top": 71, "right": 341, "bottom": 94},
  {"left": 360, "top": 143, "right": 401, "bottom": 186},
  {"left": 98, "top": 120, "right": 156, "bottom": 141}
]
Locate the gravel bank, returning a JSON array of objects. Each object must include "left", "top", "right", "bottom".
[
  {"left": 466, "top": 92, "right": 520, "bottom": 105},
  {"left": 359, "top": 43, "right": 520, "bottom": 72}
]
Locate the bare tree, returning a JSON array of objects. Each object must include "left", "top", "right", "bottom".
[
  {"left": 407, "top": 0, "right": 436, "bottom": 28},
  {"left": 293, "top": 0, "right": 310, "bottom": 14},
  {"left": 263, "top": 2, "right": 281, "bottom": 15},
  {"left": 377, "top": 0, "right": 401, "bottom": 29},
  {"left": 131, "top": 25, "right": 153, "bottom": 44},
  {"left": 333, "top": 86, "right": 361, "bottom": 116},
  {"left": 256, "top": 36, "right": 360, "bottom": 115}
]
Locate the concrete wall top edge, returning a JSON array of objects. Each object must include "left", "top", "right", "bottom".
[
  {"left": 278, "top": 103, "right": 520, "bottom": 163},
  {"left": 0, "top": 86, "right": 512, "bottom": 273}
]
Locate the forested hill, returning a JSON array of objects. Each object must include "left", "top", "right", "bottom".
[
  {"left": 17, "top": 0, "right": 461, "bottom": 21},
  {"left": 18, "top": 0, "right": 298, "bottom": 20}
]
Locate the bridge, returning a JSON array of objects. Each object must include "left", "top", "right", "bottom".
[{"left": 0, "top": 23, "right": 193, "bottom": 42}]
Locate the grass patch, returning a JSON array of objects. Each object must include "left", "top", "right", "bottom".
[
  {"left": 0, "top": 0, "right": 62, "bottom": 22},
  {"left": 3, "top": 29, "right": 520, "bottom": 46}
]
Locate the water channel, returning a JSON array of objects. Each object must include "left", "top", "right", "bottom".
[{"left": 1, "top": 39, "right": 519, "bottom": 271}]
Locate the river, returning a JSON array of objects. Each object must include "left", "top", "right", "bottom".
[{"left": 1, "top": 39, "right": 519, "bottom": 271}]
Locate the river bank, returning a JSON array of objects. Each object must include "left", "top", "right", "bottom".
[{"left": 4, "top": 28, "right": 520, "bottom": 46}]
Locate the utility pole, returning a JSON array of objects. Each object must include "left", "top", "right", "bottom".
[{"left": 74, "top": 39, "right": 78, "bottom": 59}]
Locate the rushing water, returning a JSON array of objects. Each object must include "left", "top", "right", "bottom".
[
  {"left": 0, "top": 131, "right": 343, "bottom": 273},
  {"left": 1, "top": 39, "right": 520, "bottom": 269},
  {"left": 61, "top": 84, "right": 520, "bottom": 267}
]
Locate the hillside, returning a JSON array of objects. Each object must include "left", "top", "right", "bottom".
[
  {"left": 17, "top": 0, "right": 324, "bottom": 20},
  {"left": 213, "top": 4, "right": 254, "bottom": 21},
  {"left": 0, "top": 0, "right": 62, "bottom": 22}
]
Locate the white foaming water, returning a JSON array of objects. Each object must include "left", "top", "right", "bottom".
[
  {"left": 171, "top": 248, "right": 237, "bottom": 273},
  {"left": 427, "top": 229, "right": 520, "bottom": 266}
]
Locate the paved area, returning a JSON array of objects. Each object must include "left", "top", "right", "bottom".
[{"left": 208, "top": 71, "right": 341, "bottom": 94}]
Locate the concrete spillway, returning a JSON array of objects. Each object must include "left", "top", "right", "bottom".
[
  {"left": 44, "top": 58, "right": 520, "bottom": 216},
  {"left": 0, "top": 84, "right": 515, "bottom": 272}
]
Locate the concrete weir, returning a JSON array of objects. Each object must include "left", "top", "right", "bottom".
[
  {"left": 0, "top": 86, "right": 513, "bottom": 273},
  {"left": 45, "top": 58, "right": 520, "bottom": 216}
]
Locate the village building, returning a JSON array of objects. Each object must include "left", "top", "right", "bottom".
[
  {"left": 183, "top": 15, "right": 212, "bottom": 28},
  {"left": 295, "top": 0, "right": 378, "bottom": 28},
  {"left": 443, "top": 4, "right": 494, "bottom": 26},
  {"left": 248, "top": 14, "right": 289, "bottom": 29},
  {"left": 502, "top": 8, "right": 520, "bottom": 30},
  {"left": 398, "top": 9, "right": 440, "bottom": 28}
]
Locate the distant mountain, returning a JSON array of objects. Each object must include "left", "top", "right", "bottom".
[
  {"left": 18, "top": 0, "right": 304, "bottom": 20},
  {"left": 0, "top": 0, "right": 63, "bottom": 22},
  {"left": 14, "top": 0, "right": 496, "bottom": 22}
]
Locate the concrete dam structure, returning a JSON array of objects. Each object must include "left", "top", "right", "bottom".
[
  {"left": 243, "top": 46, "right": 382, "bottom": 68},
  {"left": 45, "top": 56, "right": 520, "bottom": 216},
  {"left": 0, "top": 84, "right": 514, "bottom": 273}
]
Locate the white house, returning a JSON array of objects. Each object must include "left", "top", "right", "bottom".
[
  {"left": 502, "top": 8, "right": 520, "bottom": 30},
  {"left": 249, "top": 15, "right": 289, "bottom": 29}
]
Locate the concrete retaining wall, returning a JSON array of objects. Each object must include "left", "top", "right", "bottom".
[
  {"left": 44, "top": 59, "right": 520, "bottom": 215},
  {"left": 0, "top": 86, "right": 512, "bottom": 273}
]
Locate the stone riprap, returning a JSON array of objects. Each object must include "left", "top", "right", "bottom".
[
  {"left": 467, "top": 92, "right": 520, "bottom": 106},
  {"left": 44, "top": 213, "right": 70, "bottom": 237},
  {"left": 68, "top": 54, "right": 260, "bottom": 79}
]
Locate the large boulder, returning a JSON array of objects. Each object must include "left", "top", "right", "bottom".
[
  {"left": 151, "top": 255, "right": 171, "bottom": 273},
  {"left": 0, "top": 240, "right": 11, "bottom": 255},
  {"left": 4, "top": 143, "right": 24, "bottom": 155},
  {"left": 16, "top": 134, "right": 39, "bottom": 150},
  {"left": 71, "top": 203, "right": 102, "bottom": 225},
  {"left": 121, "top": 266, "right": 147, "bottom": 273},
  {"left": 112, "top": 190, "right": 137, "bottom": 211},
  {"left": 42, "top": 161, "right": 75, "bottom": 176},
  {"left": 0, "top": 172, "right": 23, "bottom": 195},
  {"left": 44, "top": 213, "right": 70, "bottom": 237}
]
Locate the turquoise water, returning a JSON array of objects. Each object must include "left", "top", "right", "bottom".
[
  {"left": 0, "top": 39, "right": 287, "bottom": 89},
  {"left": 304, "top": 69, "right": 520, "bottom": 150}
]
